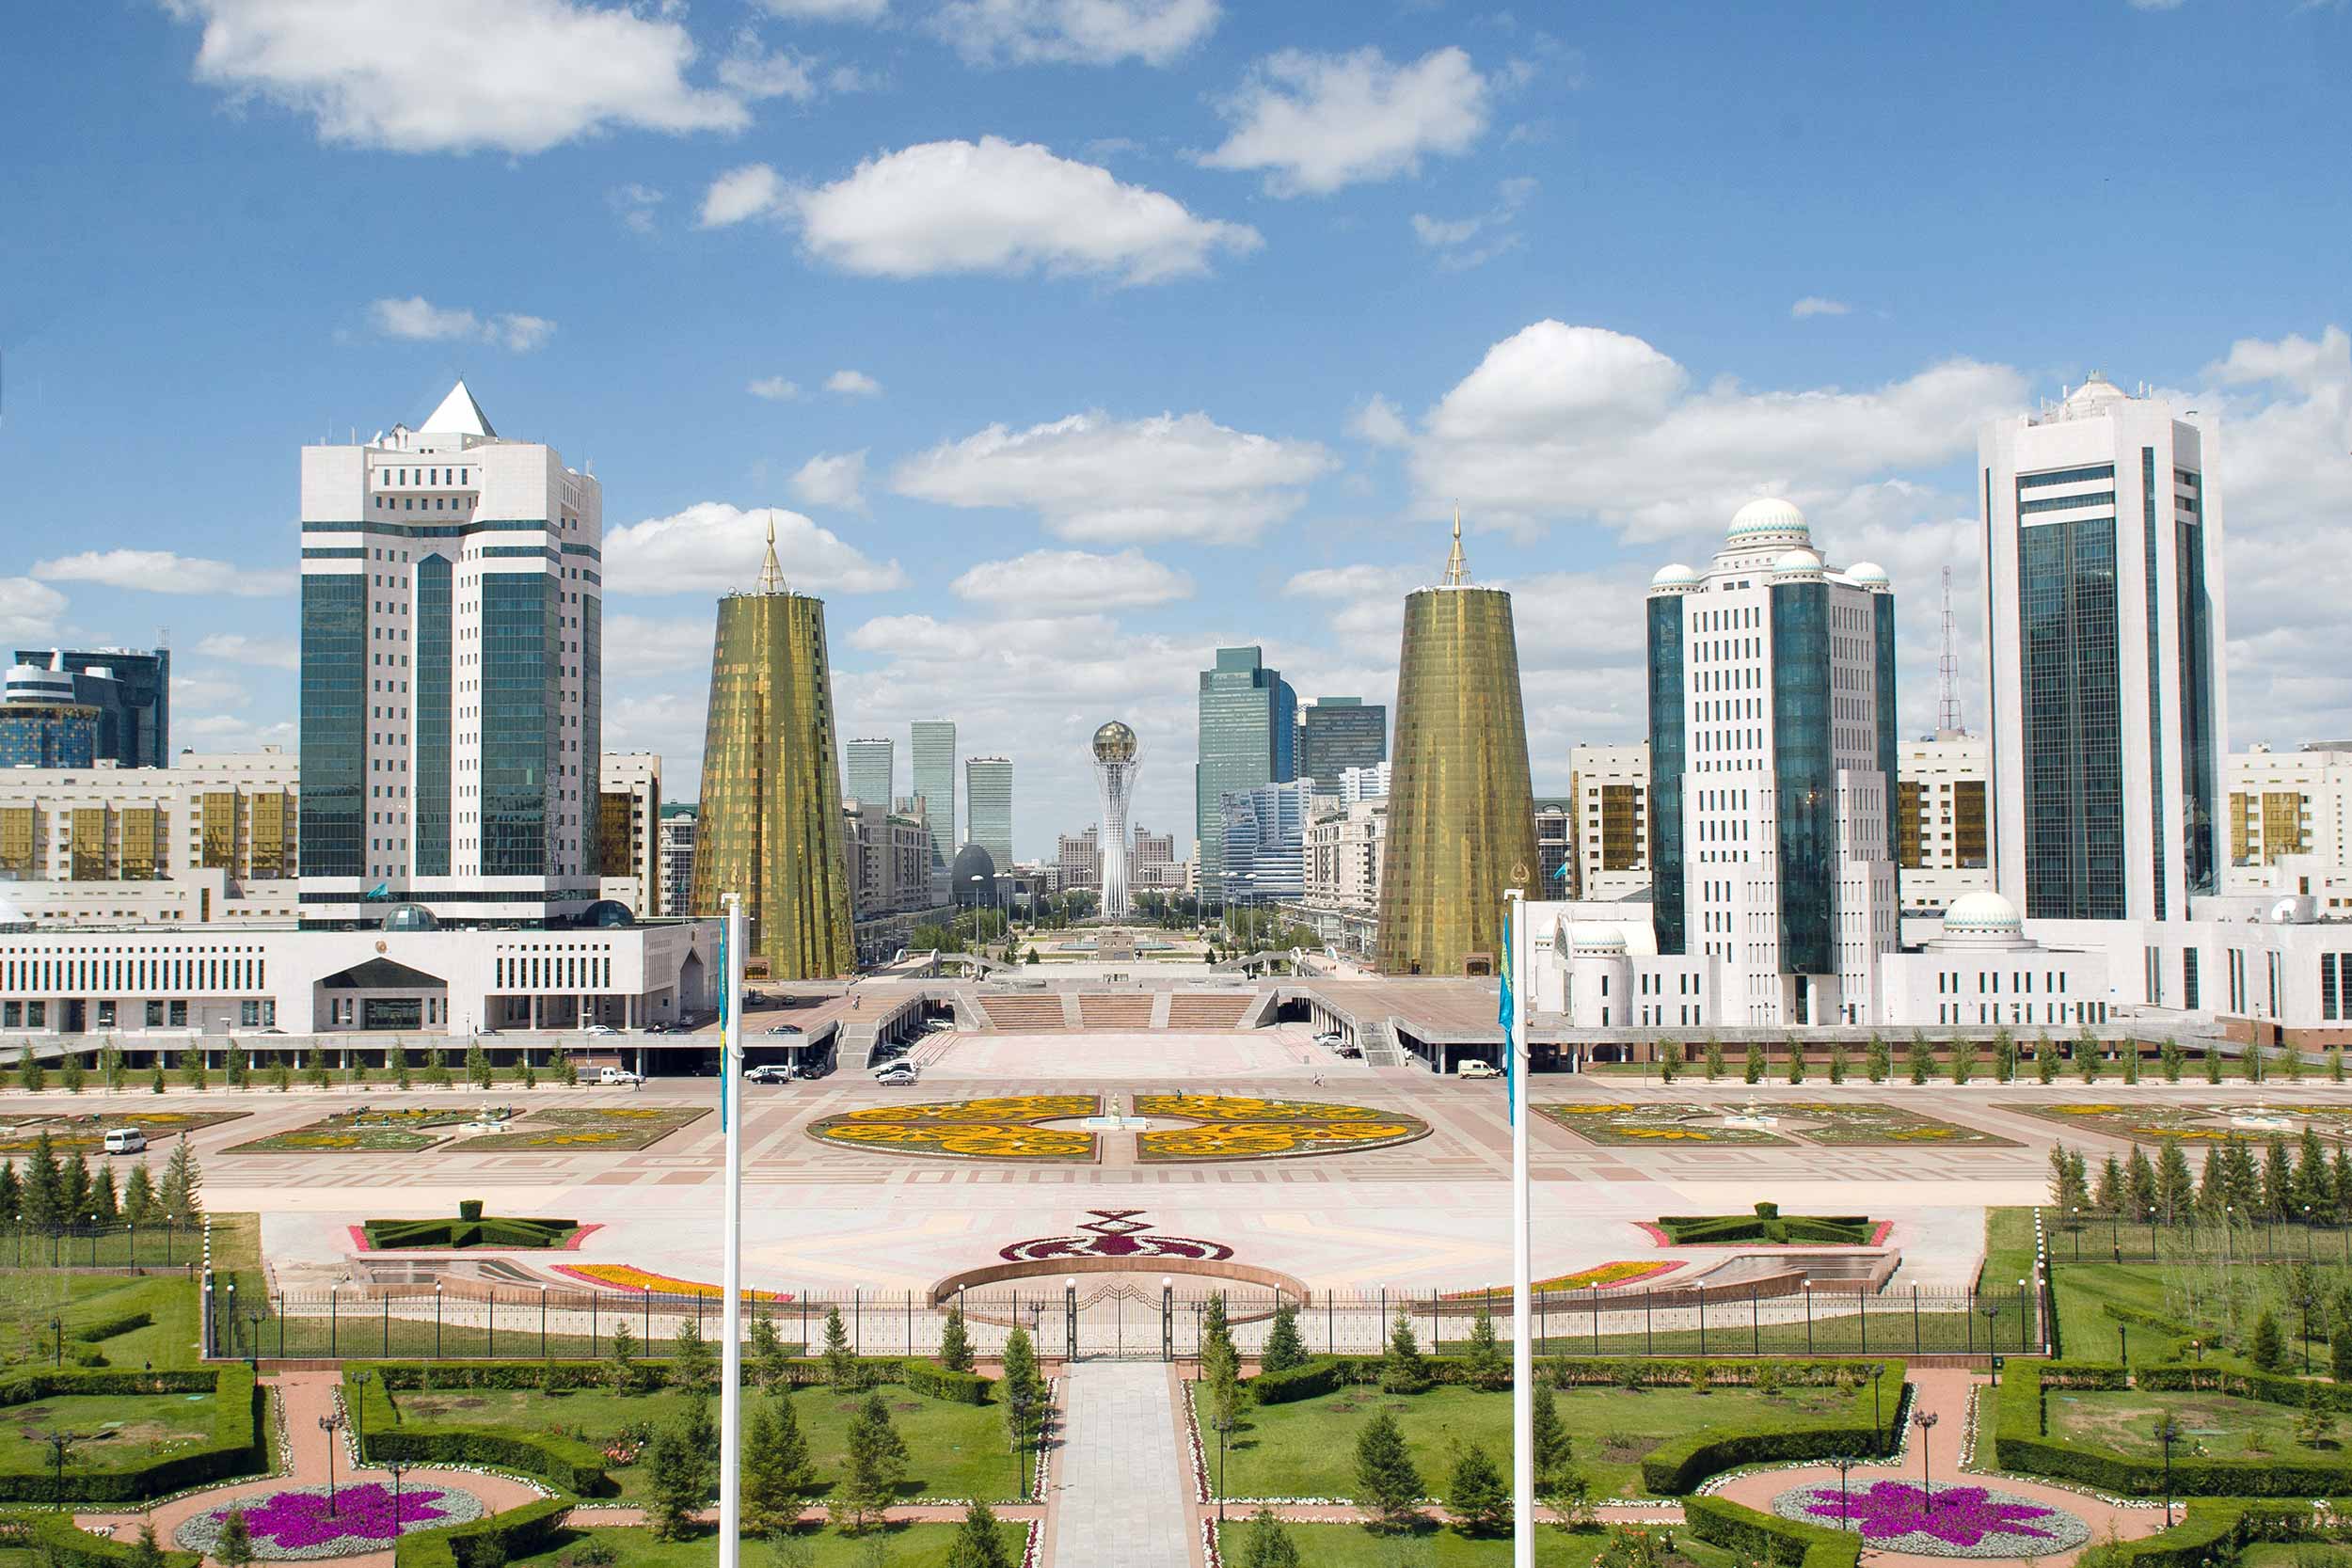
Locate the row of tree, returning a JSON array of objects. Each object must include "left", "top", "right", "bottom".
[
  {"left": 0, "top": 1132, "right": 201, "bottom": 1228},
  {"left": 15, "top": 1039, "right": 574, "bottom": 1095},
  {"left": 2050, "top": 1126, "right": 2352, "bottom": 1226}
]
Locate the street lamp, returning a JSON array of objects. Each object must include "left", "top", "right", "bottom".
[
  {"left": 318, "top": 1411, "right": 346, "bottom": 1516},
  {"left": 1914, "top": 1409, "right": 1939, "bottom": 1513},
  {"left": 1009, "top": 1385, "right": 1033, "bottom": 1502},
  {"left": 1827, "top": 1454, "right": 1861, "bottom": 1529},
  {"left": 1871, "top": 1364, "right": 1884, "bottom": 1447},
  {"left": 351, "top": 1370, "right": 373, "bottom": 1459},
  {"left": 385, "top": 1459, "right": 410, "bottom": 1533},
  {"left": 40, "top": 1431, "right": 78, "bottom": 1509},
  {"left": 2154, "top": 1416, "right": 2180, "bottom": 1525},
  {"left": 49, "top": 1316, "right": 61, "bottom": 1369}
]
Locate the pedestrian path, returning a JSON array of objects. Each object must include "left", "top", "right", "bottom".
[{"left": 1053, "top": 1361, "right": 1195, "bottom": 1568}]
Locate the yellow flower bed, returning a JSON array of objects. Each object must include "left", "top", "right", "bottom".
[
  {"left": 565, "top": 1263, "right": 788, "bottom": 1301},
  {"left": 1139, "top": 1118, "right": 1422, "bottom": 1161},
  {"left": 835, "top": 1095, "right": 1097, "bottom": 1124},
  {"left": 1132, "top": 1093, "right": 1384, "bottom": 1123}
]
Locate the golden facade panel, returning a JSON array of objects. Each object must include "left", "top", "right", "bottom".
[
  {"left": 0, "top": 807, "right": 31, "bottom": 875},
  {"left": 119, "top": 806, "right": 160, "bottom": 880},
  {"left": 201, "top": 790, "right": 236, "bottom": 870},
  {"left": 70, "top": 806, "right": 108, "bottom": 881},
  {"left": 2263, "top": 790, "right": 2306, "bottom": 863},
  {"left": 250, "top": 791, "right": 288, "bottom": 879}
]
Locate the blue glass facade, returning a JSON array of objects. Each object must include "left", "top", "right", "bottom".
[
  {"left": 2175, "top": 500, "right": 2218, "bottom": 895},
  {"left": 481, "top": 573, "right": 556, "bottom": 878},
  {"left": 1769, "top": 582, "right": 1835, "bottom": 976},
  {"left": 581, "top": 592, "right": 601, "bottom": 875},
  {"left": 1645, "top": 596, "right": 1686, "bottom": 955},
  {"left": 414, "top": 554, "right": 452, "bottom": 878},
  {"left": 297, "top": 575, "right": 366, "bottom": 879},
  {"left": 1873, "top": 593, "right": 1899, "bottom": 869},
  {"left": 2020, "top": 515, "right": 2124, "bottom": 918},
  {"left": 2141, "top": 450, "right": 2167, "bottom": 919},
  {"left": 0, "top": 706, "right": 98, "bottom": 768}
]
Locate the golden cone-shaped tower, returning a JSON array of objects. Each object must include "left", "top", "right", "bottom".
[
  {"left": 1375, "top": 513, "right": 1539, "bottom": 975},
  {"left": 690, "top": 516, "right": 855, "bottom": 977}
]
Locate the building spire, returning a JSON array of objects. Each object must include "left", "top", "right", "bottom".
[
  {"left": 756, "top": 510, "right": 786, "bottom": 594},
  {"left": 1442, "top": 502, "right": 1469, "bottom": 585}
]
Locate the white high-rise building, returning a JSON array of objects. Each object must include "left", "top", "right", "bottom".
[
  {"left": 1895, "top": 735, "right": 1994, "bottom": 913},
  {"left": 1645, "top": 499, "right": 1900, "bottom": 1026},
  {"left": 1569, "top": 741, "right": 1651, "bottom": 901},
  {"left": 1980, "top": 373, "right": 2227, "bottom": 924},
  {"left": 297, "top": 381, "right": 603, "bottom": 927}
]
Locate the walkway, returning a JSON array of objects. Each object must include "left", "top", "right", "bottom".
[{"left": 1055, "top": 1361, "right": 1198, "bottom": 1568}]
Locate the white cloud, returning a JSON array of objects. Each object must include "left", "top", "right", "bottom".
[
  {"left": 790, "top": 450, "right": 869, "bottom": 512},
  {"left": 952, "top": 548, "right": 1195, "bottom": 609},
  {"left": 747, "top": 376, "right": 802, "bottom": 402},
  {"left": 607, "top": 182, "right": 664, "bottom": 234},
  {"left": 159, "top": 0, "right": 748, "bottom": 155},
  {"left": 1791, "top": 296, "right": 1852, "bottom": 319},
  {"left": 787, "top": 137, "right": 1260, "bottom": 285},
  {"left": 1348, "top": 395, "right": 1410, "bottom": 448},
  {"left": 758, "top": 0, "right": 892, "bottom": 18},
  {"left": 195, "top": 633, "right": 299, "bottom": 671},
  {"left": 32, "top": 550, "right": 293, "bottom": 598},
  {"left": 700, "top": 164, "right": 790, "bottom": 228},
  {"left": 0, "top": 579, "right": 67, "bottom": 642},
  {"left": 600, "top": 614, "right": 714, "bottom": 677},
  {"left": 1408, "top": 176, "right": 1534, "bottom": 270},
  {"left": 1408, "top": 320, "right": 2026, "bottom": 538},
  {"left": 366, "top": 296, "right": 554, "bottom": 353},
  {"left": 892, "top": 410, "right": 1336, "bottom": 545},
  {"left": 176, "top": 712, "right": 296, "bottom": 749},
  {"left": 930, "top": 0, "right": 1219, "bottom": 66},
  {"left": 1200, "top": 46, "right": 1490, "bottom": 196},
  {"left": 602, "top": 502, "right": 908, "bottom": 595},
  {"left": 1283, "top": 563, "right": 1417, "bottom": 601},
  {"left": 716, "top": 36, "right": 817, "bottom": 103},
  {"left": 2205, "top": 325, "right": 2350, "bottom": 396},
  {"left": 825, "top": 369, "right": 882, "bottom": 397}
]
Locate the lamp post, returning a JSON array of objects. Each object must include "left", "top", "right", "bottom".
[
  {"left": 1978, "top": 1300, "right": 2003, "bottom": 1365},
  {"left": 318, "top": 1411, "right": 346, "bottom": 1517},
  {"left": 1871, "top": 1364, "right": 1884, "bottom": 1447},
  {"left": 351, "top": 1370, "right": 373, "bottom": 1460},
  {"left": 1827, "top": 1454, "right": 1861, "bottom": 1529},
  {"left": 386, "top": 1459, "right": 410, "bottom": 1533},
  {"left": 246, "top": 1307, "right": 263, "bottom": 1371},
  {"left": 40, "top": 1431, "right": 77, "bottom": 1510},
  {"left": 1914, "top": 1409, "right": 1939, "bottom": 1513},
  {"left": 2155, "top": 1415, "right": 2180, "bottom": 1525},
  {"left": 1214, "top": 1409, "right": 1234, "bottom": 1524}
]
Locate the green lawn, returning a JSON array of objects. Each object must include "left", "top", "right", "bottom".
[
  {"left": 0, "top": 1271, "right": 203, "bottom": 1371},
  {"left": 2047, "top": 1388, "right": 2343, "bottom": 1462},
  {"left": 0, "top": 1391, "right": 217, "bottom": 1475},
  {"left": 387, "top": 1382, "right": 1025, "bottom": 1504},
  {"left": 1213, "top": 1520, "right": 1740, "bottom": 1567},
  {"left": 1194, "top": 1381, "right": 1862, "bottom": 1502},
  {"left": 502, "top": 1521, "right": 1025, "bottom": 1566},
  {"left": 2049, "top": 1257, "right": 2347, "bottom": 1366}
]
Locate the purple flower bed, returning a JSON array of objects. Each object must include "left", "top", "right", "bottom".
[
  {"left": 1771, "top": 1480, "right": 2090, "bottom": 1559},
  {"left": 176, "top": 1481, "right": 485, "bottom": 1560}
]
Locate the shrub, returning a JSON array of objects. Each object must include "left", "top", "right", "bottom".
[
  {"left": 0, "top": 1368, "right": 262, "bottom": 1504},
  {"left": 900, "top": 1360, "right": 992, "bottom": 1405},
  {"left": 392, "top": 1496, "right": 576, "bottom": 1568},
  {"left": 458, "top": 1199, "right": 485, "bottom": 1223},
  {"left": 1682, "top": 1495, "right": 1861, "bottom": 1568}
]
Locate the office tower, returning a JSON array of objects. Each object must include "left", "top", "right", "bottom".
[
  {"left": 1057, "top": 826, "right": 1100, "bottom": 888},
  {"left": 1645, "top": 498, "right": 1899, "bottom": 1025},
  {"left": 1298, "top": 697, "right": 1388, "bottom": 791},
  {"left": 0, "top": 658, "right": 100, "bottom": 768},
  {"left": 1221, "top": 779, "right": 1313, "bottom": 907},
  {"left": 845, "top": 737, "right": 895, "bottom": 810},
  {"left": 1534, "top": 797, "right": 1575, "bottom": 896},
  {"left": 1090, "top": 722, "right": 1139, "bottom": 920},
  {"left": 11, "top": 647, "right": 169, "bottom": 768},
  {"left": 1981, "top": 373, "right": 2227, "bottom": 922},
  {"left": 1307, "top": 797, "right": 1387, "bottom": 912},
  {"left": 658, "top": 805, "right": 697, "bottom": 918},
  {"left": 1195, "top": 647, "right": 1289, "bottom": 895},
  {"left": 910, "top": 720, "right": 956, "bottom": 904},
  {"left": 1570, "top": 741, "right": 1651, "bottom": 901},
  {"left": 596, "top": 753, "right": 663, "bottom": 917},
  {"left": 1896, "top": 735, "right": 1993, "bottom": 913},
  {"left": 1337, "top": 762, "right": 1391, "bottom": 803},
  {"left": 297, "top": 381, "right": 600, "bottom": 927},
  {"left": 1375, "top": 519, "right": 1540, "bottom": 975},
  {"left": 965, "top": 755, "right": 1013, "bottom": 871},
  {"left": 691, "top": 519, "right": 854, "bottom": 977}
]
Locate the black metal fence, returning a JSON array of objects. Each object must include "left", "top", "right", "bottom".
[
  {"left": 1, "top": 1221, "right": 201, "bottom": 1270},
  {"left": 2049, "top": 1211, "right": 2352, "bottom": 1266}
]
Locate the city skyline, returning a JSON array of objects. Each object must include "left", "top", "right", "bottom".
[{"left": 2, "top": 6, "right": 2347, "bottom": 861}]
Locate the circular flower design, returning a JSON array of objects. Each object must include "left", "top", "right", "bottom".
[
  {"left": 1134, "top": 1094, "right": 1383, "bottom": 1123},
  {"left": 1138, "top": 1116, "right": 1425, "bottom": 1162},
  {"left": 176, "top": 1481, "right": 484, "bottom": 1559},
  {"left": 813, "top": 1093, "right": 1426, "bottom": 1164},
  {"left": 1771, "top": 1481, "right": 2089, "bottom": 1558}
]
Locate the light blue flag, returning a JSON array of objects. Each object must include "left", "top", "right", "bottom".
[{"left": 1497, "top": 905, "right": 1515, "bottom": 1124}]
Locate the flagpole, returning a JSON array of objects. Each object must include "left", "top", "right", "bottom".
[
  {"left": 1505, "top": 887, "right": 1533, "bottom": 1567},
  {"left": 719, "top": 895, "right": 744, "bottom": 1568}
]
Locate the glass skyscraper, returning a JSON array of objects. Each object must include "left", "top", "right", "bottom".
[
  {"left": 964, "top": 755, "right": 1013, "bottom": 870},
  {"left": 1297, "top": 697, "right": 1387, "bottom": 790},
  {"left": 845, "top": 737, "right": 895, "bottom": 810},
  {"left": 1375, "top": 525, "right": 1540, "bottom": 975},
  {"left": 910, "top": 720, "right": 956, "bottom": 903},
  {"left": 1195, "top": 646, "right": 1292, "bottom": 895},
  {"left": 296, "top": 381, "right": 600, "bottom": 927},
  {"left": 10, "top": 648, "right": 169, "bottom": 768},
  {"left": 1980, "top": 375, "right": 2225, "bottom": 922}
]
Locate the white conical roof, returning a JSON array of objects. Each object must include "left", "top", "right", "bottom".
[{"left": 420, "top": 380, "right": 496, "bottom": 438}]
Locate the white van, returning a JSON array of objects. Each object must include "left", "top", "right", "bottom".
[
  {"left": 103, "top": 1128, "right": 148, "bottom": 1156},
  {"left": 596, "top": 1067, "right": 644, "bottom": 1086}
]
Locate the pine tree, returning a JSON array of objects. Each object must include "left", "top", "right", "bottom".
[
  {"left": 1381, "top": 1308, "right": 1429, "bottom": 1394},
  {"left": 1236, "top": 1507, "right": 1302, "bottom": 1568},
  {"left": 672, "top": 1317, "right": 716, "bottom": 1393},
  {"left": 149, "top": 1059, "right": 167, "bottom": 1094},
  {"left": 741, "top": 1395, "right": 816, "bottom": 1536},
  {"left": 2335, "top": 1048, "right": 2348, "bottom": 1085},
  {"left": 16, "top": 1051, "right": 43, "bottom": 1093},
  {"left": 2205, "top": 1043, "right": 2225, "bottom": 1085},
  {"left": 1531, "top": 1383, "right": 1574, "bottom": 1483},
  {"left": 823, "top": 1306, "right": 860, "bottom": 1390},
  {"left": 429, "top": 1053, "right": 453, "bottom": 1089},
  {"left": 2047, "top": 1143, "right": 2074, "bottom": 1212},
  {"left": 273, "top": 1058, "right": 292, "bottom": 1092},
  {"left": 2296, "top": 1128, "right": 2333, "bottom": 1216},
  {"left": 102, "top": 1043, "right": 124, "bottom": 1094},
  {"left": 1994, "top": 1031, "right": 2017, "bottom": 1085},
  {"left": 1001, "top": 1325, "right": 1046, "bottom": 1448},
  {"left": 2155, "top": 1143, "right": 2196, "bottom": 1222},
  {"left": 158, "top": 1134, "right": 203, "bottom": 1224},
  {"left": 2076, "top": 1029, "right": 2102, "bottom": 1083},
  {"left": 217, "top": 1506, "right": 255, "bottom": 1567},
  {"left": 2125, "top": 1146, "right": 2158, "bottom": 1218},
  {"left": 467, "top": 1039, "right": 492, "bottom": 1089},
  {"left": 945, "top": 1501, "right": 1015, "bottom": 1568},
  {"left": 939, "top": 1298, "right": 976, "bottom": 1373},
  {"left": 1704, "top": 1038, "right": 1725, "bottom": 1081},
  {"left": 122, "top": 1162, "right": 155, "bottom": 1224},
  {"left": 559, "top": 1054, "right": 580, "bottom": 1086},
  {"left": 607, "top": 1321, "right": 639, "bottom": 1396},
  {"left": 64, "top": 1152, "right": 92, "bottom": 1224},
  {"left": 1950, "top": 1035, "right": 1977, "bottom": 1085},
  {"left": 89, "top": 1164, "right": 119, "bottom": 1226},
  {"left": 836, "top": 1392, "right": 910, "bottom": 1534},
  {"left": 0, "top": 1160, "right": 18, "bottom": 1223},
  {"left": 1260, "top": 1299, "right": 1308, "bottom": 1374},
  {"left": 2332, "top": 1324, "right": 2352, "bottom": 1384},
  {"left": 309, "top": 1052, "right": 332, "bottom": 1091},
  {"left": 2288, "top": 1044, "right": 2308, "bottom": 1083},
  {"left": 125, "top": 1524, "right": 167, "bottom": 1568},
  {"left": 1907, "top": 1033, "right": 1933, "bottom": 1085},
  {"left": 2265, "top": 1138, "right": 2296, "bottom": 1221},
  {"left": 61, "top": 1053, "right": 85, "bottom": 1095},
  {"left": 226, "top": 1042, "right": 248, "bottom": 1090},
  {"left": 2091, "top": 1153, "right": 2122, "bottom": 1213},
  {"left": 1658, "top": 1045, "right": 1677, "bottom": 1083},
  {"left": 1352, "top": 1409, "right": 1425, "bottom": 1532},
  {"left": 1784, "top": 1040, "right": 1805, "bottom": 1084},
  {"left": 1827, "top": 1040, "right": 1849, "bottom": 1085},
  {"left": 518, "top": 1058, "right": 536, "bottom": 1089},
  {"left": 2251, "top": 1309, "right": 2287, "bottom": 1373},
  {"left": 349, "top": 1053, "right": 371, "bottom": 1087},
  {"left": 1463, "top": 1304, "right": 1506, "bottom": 1391},
  {"left": 2162, "top": 1037, "right": 2186, "bottom": 1083},
  {"left": 2037, "top": 1036, "right": 2059, "bottom": 1084},
  {"left": 1867, "top": 1035, "right": 1890, "bottom": 1084},
  {"left": 2122, "top": 1044, "right": 2141, "bottom": 1085},
  {"left": 1448, "top": 1441, "right": 1510, "bottom": 1536},
  {"left": 24, "top": 1132, "right": 63, "bottom": 1227},
  {"left": 748, "top": 1311, "right": 786, "bottom": 1387},
  {"left": 645, "top": 1402, "right": 713, "bottom": 1541},
  {"left": 391, "top": 1040, "right": 412, "bottom": 1091},
  {"left": 1202, "top": 1291, "right": 1235, "bottom": 1365},
  {"left": 1743, "top": 1040, "right": 1765, "bottom": 1085}
]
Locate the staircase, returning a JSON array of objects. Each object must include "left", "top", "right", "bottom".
[
  {"left": 1359, "top": 1020, "right": 1406, "bottom": 1068},
  {"left": 1165, "top": 992, "right": 1254, "bottom": 1030},
  {"left": 982, "top": 993, "right": 1070, "bottom": 1031},
  {"left": 1078, "top": 993, "right": 1153, "bottom": 1030}
]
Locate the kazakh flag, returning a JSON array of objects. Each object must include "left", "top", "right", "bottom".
[{"left": 1498, "top": 905, "right": 1516, "bottom": 1124}]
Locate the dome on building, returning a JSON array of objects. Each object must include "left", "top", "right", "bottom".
[
  {"left": 2062, "top": 372, "right": 2130, "bottom": 412},
  {"left": 1650, "top": 562, "right": 1701, "bottom": 591},
  {"left": 379, "top": 902, "right": 439, "bottom": 933},
  {"left": 1942, "top": 890, "right": 2023, "bottom": 938},
  {"left": 1091, "top": 721, "right": 1138, "bottom": 765},
  {"left": 1726, "top": 497, "right": 1811, "bottom": 546},
  {"left": 581, "top": 900, "right": 635, "bottom": 928},
  {"left": 1845, "top": 561, "right": 1890, "bottom": 589},
  {"left": 951, "top": 842, "right": 998, "bottom": 885},
  {"left": 1570, "top": 929, "right": 1629, "bottom": 955},
  {"left": 1771, "top": 547, "right": 1824, "bottom": 578}
]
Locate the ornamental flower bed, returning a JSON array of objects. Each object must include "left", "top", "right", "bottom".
[
  {"left": 1770, "top": 1480, "right": 2090, "bottom": 1557},
  {"left": 551, "top": 1261, "right": 794, "bottom": 1301},
  {"left": 1440, "top": 1259, "right": 1678, "bottom": 1300},
  {"left": 175, "top": 1481, "right": 485, "bottom": 1560},
  {"left": 808, "top": 1096, "right": 1103, "bottom": 1164},
  {"left": 1772, "top": 1103, "right": 2017, "bottom": 1147},
  {"left": 1537, "top": 1103, "right": 1792, "bottom": 1146},
  {"left": 230, "top": 1108, "right": 474, "bottom": 1153},
  {"left": 2011, "top": 1101, "right": 2352, "bottom": 1142},
  {"left": 1134, "top": 1094, "right": 1430, "bottom": 1163},
  {"left": 455, "top": 1106, "right": 707, "bottom": 1151},
  {"left": 0, "top": 1110, "right": 248, "bottom": 1155}
]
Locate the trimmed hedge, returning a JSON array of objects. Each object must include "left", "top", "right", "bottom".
[
  {"left": 2060, "top": 1500, "right": 2318, "bottom": 1568},
  {"left": 1996, "top": 1359, "right": 2352, "bottom": 1496},
  {"left": 70, "top": 1311, "right": 153, "bottom": 1344},
  {"left": 900, "top": 1360, "right": 992, "bottom": 1405},
  {"left": 0, "top": 1513, "right": 201, "bottom": 1567},
  {"left": 1249, "top": 1358, "right": 1343, "bottom": 1405},
  {"left": 393, "top": 1494, "right": 575, "bottom": 1568},
  {"left": 351, "top": 1373, "right": 611, "bottom": 1497},
  {"left": 1683, "top": 1494, "right": 1863, "bottom": 1568},
  {"left": 0, "top": 1367, "right": 264, "bottom": 1504},
  {"left": 362, "top": 1216, "right": 580, "bottom": 1250},
  {"left": 1658, "top": 1213, "right": 1875, "bottom": 1246}
]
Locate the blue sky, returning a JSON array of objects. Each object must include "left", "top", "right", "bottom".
[{"left": 3, "top": 0, "right": 2348, "bottom": 860}]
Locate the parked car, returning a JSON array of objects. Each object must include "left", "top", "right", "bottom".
[
  {"left": 744, "top": 1064, "right": 795, "bottom": 1084},
  {"left": 583, "top": 1023, "right": 621, "bottom": 1037},
  {"left": 596, "top": 1067, "right": 644, "bottom": 1086},
  {"left": 1456, "top": 1059, "right": 1502, "bottom": 1079},
  {"left": 477, "top": 1027, "right": 501, "bottom": 1037},
  {"left": 765, "top": 1023, "right": 805, "bottom": 1037},
  {"left": 1312, "top": 1031, "right": 1344, "bottom": 1048},
  {"left": 872, "top": 1063, "right": 920, "bottom": 1085},
  {"left": 103, "top": 1128, "right": 148, "bottom": 1156}
]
